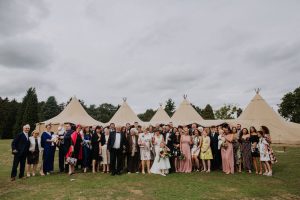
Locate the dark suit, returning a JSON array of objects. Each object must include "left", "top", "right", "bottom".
[
  {"left": 210, "top": 132, "right": 222, "bottom": 170},
  {"left": 107, "top": 131, "right": 126, "bottom": 175},
  {"left": 164, "top": 131, "right": 175, "bottom": 173},
  {"left": 11, "top": 132, "right": 30, "bottom": 178}
]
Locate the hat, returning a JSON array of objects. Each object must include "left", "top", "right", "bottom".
[{"left": 198, "top": 127, "right": 204, "bottom": 132}]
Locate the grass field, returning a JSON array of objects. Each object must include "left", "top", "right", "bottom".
[{"left": 0, "top": 140, "right": 299, "bottom": 200}]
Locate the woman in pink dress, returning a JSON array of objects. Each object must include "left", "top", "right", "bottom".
[
  {"left": 221, "top": 125, "right": 234, "bottom": 174},
  {"left": 179, "top": 128, "right": 193, "bottom": 173}
]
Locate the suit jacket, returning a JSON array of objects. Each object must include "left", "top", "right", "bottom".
[
  {"left": 210, "top": 132, "right": 219, "bottom": 152},
  {"left": 164, "top": 131, "right": 175, "bottom": 151},
  {"left": 11, "top": 132, "right": 30, "bottom": 156},
  {"left": 107, "top": 131, "right": 127, "bottom": 151}
]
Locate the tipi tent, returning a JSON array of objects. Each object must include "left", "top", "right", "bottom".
[
  {"left": 171, "top": 95, "right": 204, "bottom": 126},
  {"left": 149, "top": 104, "right": 171, "bottom": 125},
  {"left": 107, "top": 98, "right": 143, "bottom": 126},
  {"left": 232, "top": 91, "right": 300, "bottom": 144},
  {"left": 36, "top": 97, "right": 103, "bottom": 132}
]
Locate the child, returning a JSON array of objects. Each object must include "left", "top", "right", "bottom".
[
  {"left": 158, "top": 142, "right": 171, "bottom": 176},
  {"left": 258, "top": 131, "right": 272, "bottom": 176},
  {"left": 200, "top": 130, "right": 213, "bottom": 173},
  {"left": 51, "top": 132, "right": 59, "bottom": 146}
]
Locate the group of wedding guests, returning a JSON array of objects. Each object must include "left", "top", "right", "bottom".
[{"left": 10, "top": 121, "right": 277, "bottom": 181}]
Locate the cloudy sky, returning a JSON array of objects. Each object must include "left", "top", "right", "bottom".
[{"left": 0, "top": 0, "right": 300, "bottom": 113}]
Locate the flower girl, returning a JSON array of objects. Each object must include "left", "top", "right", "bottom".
[{"left": 150, "top": 133, "right": 171, "bottom": 176}]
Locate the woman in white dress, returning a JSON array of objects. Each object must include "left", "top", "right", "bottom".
[
  {"left": 258, "top": 131, "right": 272, "bottom": 176},
  {"left": 100, "top": 128, "right": 110, "bottom": 173},
  {"left": 138, "top": 128, "right": 152, "bottom": 174},
  {"left": 150, "top": 129, "right": 170, "bottom": 176}
]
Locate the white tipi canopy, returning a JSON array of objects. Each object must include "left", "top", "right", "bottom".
[
  {"left": 171, "top": 95, "right": 204, "bottom": 126},
  {"left": 107, "top": 98, "right": 143, "bottom": 126},
  {"left": 149, "top": 104, "right": 171, "bottom": 125},
  {"left": 233, "top": 90, "right": 300, "bottom": 144},
  {"left": 37, "top": 96, "right": 103, "bottom": 130}
]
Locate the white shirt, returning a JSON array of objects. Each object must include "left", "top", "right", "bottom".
[
  {"left": 23, "top": 132, "right": 28, "bottom": 140},
  {"left": 113, "top": 132, "right": 121, "bottom": 149},
  {"left": 166, "top": 132, "right": 170, "bottom": 145}
]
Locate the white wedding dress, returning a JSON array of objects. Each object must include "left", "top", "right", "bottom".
[{"left": 150, "top": 135, "right": 171, "bottom": 174}]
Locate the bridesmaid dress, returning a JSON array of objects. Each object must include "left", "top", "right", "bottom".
[{"left": 179, "top": 135, "right": 192, "bottom": 173}]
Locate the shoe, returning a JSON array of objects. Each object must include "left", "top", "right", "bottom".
[
  {"left": 40, "top": 171, "right": 45, "bottom": 176},
  {"left": 160, "top": 173, "right": 166, "bottom": 176},
  {"left": 46, "top": 172, "right": 50, "bottom": 175},
  {"left": 263, "top": 172, "right": 269, "bottom": 176},
  {"left": 135, "top": 172, "right": 139, "bottom": 174},
  {"left": 11, "top": 177, "right": 16, "bottom": 181},
  {"left": 267, "top": 171, "right": 272, "bottom": 176},
  {"left": 206, "top": 170, "right": 211, "bottom": 173},
  {"left": 27, "top": 173, "right": 31, "bottom": 177},
  {"left": 128, "top": 172, "right": 131, "bottom": 174},
  {"left": 32, "top": 173, "right": 36, "bottom": 177},
  {"left": 142, "top": 171, "right": 145, "bottom": 174}
]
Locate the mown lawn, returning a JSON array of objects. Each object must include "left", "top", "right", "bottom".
[{"left": 0, "top": 140, "right": 299, "bottom": 200}]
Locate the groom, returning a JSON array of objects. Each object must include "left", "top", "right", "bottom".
[{"left": 107, "top": 126, "right": 127, "bottom": 175}]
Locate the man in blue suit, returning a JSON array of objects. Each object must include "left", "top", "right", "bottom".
[
  {"left": 11, "top": 124, "right": 31, "bottom": 181},
  {"left": 107, "top": 125, "right": 127, "bottom": 176}
]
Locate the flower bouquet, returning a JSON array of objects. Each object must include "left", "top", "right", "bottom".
[
  {"left": 178, "top": 152, "right": 185, "bottom": 160},
  {"left": 158, "top": 148, "right": 171, "bottom": 162},
  {"left": 221, "top": 141, "right": 228, "bottom": 149}
]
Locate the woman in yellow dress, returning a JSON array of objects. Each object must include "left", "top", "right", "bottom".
[{"left": 200, "top": 129, "right": 213, "bottom": 173}]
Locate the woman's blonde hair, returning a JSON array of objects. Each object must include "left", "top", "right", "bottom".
[{"left": 31, "top": 130, "right": 40, "bottom": 136}]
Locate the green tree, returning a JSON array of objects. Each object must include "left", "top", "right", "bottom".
[
  {"left": 40, "top": 96, "right": 60, "bottom": 121},
  {"left": 87, "top": 103, "right": 119, "bottom": 123},
  {"left": 13, "top": 87, "right": 39, "bottom": 134},
  {"left": 0, "top": 98, "right": 20, "bottom": 139},
  {"left": 138, "top": 109, "right": 156, "bottom": 122},
  {"left": 165, "top": 98, "right": 176, "bottom": 117},
  {"left": 278, "top": 87, "right": 300, "bottom": 123},
  {"left": 215, "top": 104, "right": 242, "bottom": 119},
  {"left": 201, "top": 104, "right": 215, "bottom": 119}
]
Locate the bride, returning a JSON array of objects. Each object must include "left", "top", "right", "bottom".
[{"left": 150, "top": 129, "right": 171, "bottom": 176}]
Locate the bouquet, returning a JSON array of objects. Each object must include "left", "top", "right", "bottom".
[
  {"left": 158, "top": 148, "right": 171, "bottom": 162},
  {"left": 178, "top": 152, "right": 185, "bottom": 160},
  {"left": 221, "top": 141, "right": 228, "bottom": 149},
  {"left": 66, "top": 157, "right": 77, "bottom": 165},
  {"left": 82, "top": 139, "right": 91, "bottom": 148}
]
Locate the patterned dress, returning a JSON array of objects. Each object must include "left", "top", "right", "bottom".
[
  {"left": 240, "top": 136, "right": 252, "bottom": 171},
  {"left": 191, "top": 136, "right": 201, "bottom": 157},
  {"left": 138, "top": 133, "right": 152, "bottom": 161}
]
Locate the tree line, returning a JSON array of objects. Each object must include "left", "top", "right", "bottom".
[{"left": 1, "top": 87, "right": 299, "bottom": 139}]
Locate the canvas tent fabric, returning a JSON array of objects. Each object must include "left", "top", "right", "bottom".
[
  {"left": 232, "top": 92, "right": 300, "bottom": 144},
  {"left": 149, "top": 105, "right": 171, "bottom": 125},
  {"left": 36, "top": 97, "right": 103, "bottom": 131},
  {"left": 107, "top": 99, "right": 143, "bottom": 126},
  {"left": 171, "top": 97, "right": 204, "bottom": 126}
]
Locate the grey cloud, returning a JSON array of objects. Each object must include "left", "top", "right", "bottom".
[
  {"left": 244, "top": 42, "right": 300, "bottom": 69},
  {"left": 0, "top": 39, "right": 54, "bottom": 69},
  {"left": 0, "top": 0, "right": 49, "bottom": 37}
]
